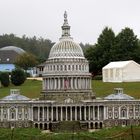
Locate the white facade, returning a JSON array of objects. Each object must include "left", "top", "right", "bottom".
[{"left": 102, "top": 60, "right": 140, "bottom": 82}]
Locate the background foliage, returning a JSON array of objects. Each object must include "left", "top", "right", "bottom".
[{"left": 0, "top": 27, "right": 140, "bottom": 74}]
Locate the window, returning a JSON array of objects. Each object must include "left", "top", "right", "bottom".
[
  {"left": 79, "top": 65, "right": 81, "bottom": 70},
  {"left": 68, "top": 65, "right": 70, "bottom": 70},
  {"left": 121, "top": 109, "right": 127, "bottom": 118},
  {"left": 19, "top": 114, "right": 22, "bottom": 119},
  {"left": 60, "top": 65, "right": 63, "bottom": 71},
  {"left": 72, "top": 65, "right": 74, "bottom": 71},
  {"left": 64, "top": 65, "right": 67, "bottom": 71},
  {"left": 11, "top": 112, "right": 15, "bottom": 119}
]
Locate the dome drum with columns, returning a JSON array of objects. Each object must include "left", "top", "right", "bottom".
[{"left": 40, "top": 11, "right": 94, "bottom": 102}]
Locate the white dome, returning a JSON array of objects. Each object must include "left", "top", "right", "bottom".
[
  {"left": 104, "top": 88, "right": 134, "bottom": 100},
  {"left": 49, "top": 38, "right": 84, "bottom": 59},
  {"left": 48, "top": 11, "right": 85, "bottom": 59},
  {"left": 0, "top": 46, "right": 25, "bottom": 54}
]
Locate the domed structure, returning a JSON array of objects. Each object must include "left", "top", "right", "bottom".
[
  {"left": 0, "top": 46, "right": 25, "bottom": 72},
  {"left": 41, "top": 11, "right": 94, "bottom": 102},
  {"left": 49, "top": 39, "right": 84, "bottom": 59},
  {"left": 1, "top": 89, "right": 30, "bottom": 101},
  {"left": 104, "top": 88, "right": 134, "bottom": 100},
  {"left": 0, "top": 46, "right": 25, "bottom": 54}
]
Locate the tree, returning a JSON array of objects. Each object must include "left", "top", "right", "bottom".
[
  {"left": 15, "top": 52, "right": 38, "bottom": 71},
  {"left": 112, "top": 27, "right": 139, "bottom": 61},
  {"left": 85, "top": 27, "right": 115, "bottom": 74},
  {"left": 0, "top": 72, "right": 10, "bottom": 87},
  {"left": 11, "top": 68, "right": 26, "bottom": 86}
]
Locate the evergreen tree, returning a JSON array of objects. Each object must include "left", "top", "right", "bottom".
[
  {"left": 0, "top": 72, "right": 10, "bottom": 87},
  {"left": 11, "top": 68, "right": 26, "bottom": 86},
  {"left": 85, "top": 27, "right": 115, "bottom": 74},
  {"left": 113, "top": 27, "right": 139, "bottom": 61}
]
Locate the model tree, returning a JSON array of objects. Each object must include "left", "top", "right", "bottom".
[
  {"left": 15, "top": 52, "right": 38, "bottom": 71},
  {"left": 11, "top": 68, "right": 26, "bottom": 86}
]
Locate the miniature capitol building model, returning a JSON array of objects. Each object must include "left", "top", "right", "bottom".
[{"left": 0, "top": 12, "right": 140, "bottom": 130}]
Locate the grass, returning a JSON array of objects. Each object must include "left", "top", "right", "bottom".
[
  {"left": 0, "top": 79, "right": 42, "bottom": 99},
  {"left": 0, "top": 79, "right": 140, "bottom": 99},
  {"left": 0, "top": 126, "right": 140, "bottom": 140},
  {"left": 92, "top": 80, "right": 140, "bottom": 99}
]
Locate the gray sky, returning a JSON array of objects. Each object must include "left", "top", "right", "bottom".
[{"left": 0, "top": 0, "right": 140, "bottom": 44}]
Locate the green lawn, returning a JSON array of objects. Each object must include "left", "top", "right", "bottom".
[
  {"left": 0, "top": 79, "right": 140, "bottom": 99},
  {"left": 92, "top": 80, "right": 140, "bottom": 99},
  {"left": 0, "top": 126, "right": 139, "bottom": 140},
  {"left": 0, "top": 79, "right": 42, "bottom": 99}
]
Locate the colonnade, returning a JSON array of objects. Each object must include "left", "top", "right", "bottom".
[
  {"left": 43, "top": 77, "right": 91, "bottom": 90},
  {"left": 33, "top": 105, "right": 104, "bottom": 122}
]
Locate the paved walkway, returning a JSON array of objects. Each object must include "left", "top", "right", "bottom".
[{"left": 27, "top": 77, "right": 43, "bottom": 81}]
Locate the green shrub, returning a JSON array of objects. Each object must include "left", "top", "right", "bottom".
[
  {"left": 11, "top": 68, "right": 26, "bottom": 86},
  {"left": 0, "top": 72, "right": 10, "bottom": 87}
]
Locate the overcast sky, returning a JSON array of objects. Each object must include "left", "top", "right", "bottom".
[{"left": 0, "top": 0, "right": 140, "bottom": 44}]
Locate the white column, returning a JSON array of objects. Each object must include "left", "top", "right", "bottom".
[
  {"left": 31, "top": 107, "right": 33, "bottom": 121},
  {"left": 70, "top": 106, "right": 72, "bottom": 121},
  {"left": 71, "top": 77, "right": 73, "bottom": 89},
  {"left": 84, "top": 106, "right": 86, "bottom": 120},
  {"left": 127, "top": 106, "right": 129, "bottom": 119},
  {"left": 60, "top": 107, "right": 63, "bottom": 121},
  {"left": 118, "top": 106, "right": 120, "bottom": 119},
  {"left": 56, "top": 107, "right": 58, "bottom": 121},
  {"left": 22, "top": 107, "right": 24, "bottom": 120},
  {"left": 7, "top": 108, "right": 10, "bottom": 120},
  {"left": 79, "top": 77, "right": 82, "bottom": 89},
  {"left": 88, "top": 106, "right": 91, "bottom": 120},
  {"left": 42, "top": 107, "right": 44, "bottom": 121},
  {"left": 97, "top": 106, "right": 99, "bottom": 120},
  {"left": 75, "top": 106, "right": 77, "bottom": 121},
  {"left": 51, "top": 107, "right": 53, "bottom": 121},
  {"left": 112, "top": 106, "right": 114, "bottom": 119},
  {"left": 82, "top": 78, "right": 84, "bottom": 89},
  {"left": 80, "top": 106, "right": 81, "bottom": 120},
  {"left": 134, "top": 105, "right": 136, "bottom": 119},
  {"left": 87, "top": 78, "right": 89, "bottom": 89},
  {"left": 38, "top": 107, "right": 40, "bottom": 121},
  {"left": 85, "top": 78, "right": 87, "bottom": 89},
  {"left": 1, "top": 107, "right": 3, "bottom": 121},
  {"left": 16, "top": 108, "right": 18, "bottom": 120},
  {"left": 93, "top": 106, "right": 95, "bottom": 120},
  {"left": 103, "top": 106, "right": 106, "bottom": 120},
  {"left": 47, "top": 106, "right": 49, "bottom": 121},
  {"left": 48, "top": 78, "right": 50, "bottom": 90},
  {"left": 58, "top": 78, "right": 60, "bottom": 90},
  {"left": 62, "top": 78, "right": 65, "bottom": 89},
  {"left": 70, "top": 78, "right": 72, "bottom": 89}
]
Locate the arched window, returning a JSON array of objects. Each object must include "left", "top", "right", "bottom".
[
  {"left": 10, "top": 108, "right": 16, "bottom": 120},
  {"left": 12, "top": 112, "right": 15, "bottom": 119},
  {"left": 121, "top": 108, "right": 127, "bottom": 118}
]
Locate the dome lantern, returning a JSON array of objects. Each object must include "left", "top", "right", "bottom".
[{"left": 60, "top": 11, "right": 72, "bottom": 39}]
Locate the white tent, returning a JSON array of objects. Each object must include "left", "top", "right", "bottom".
[{"left": 102, "top": 60, "right": 140, "bottom": 82}]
